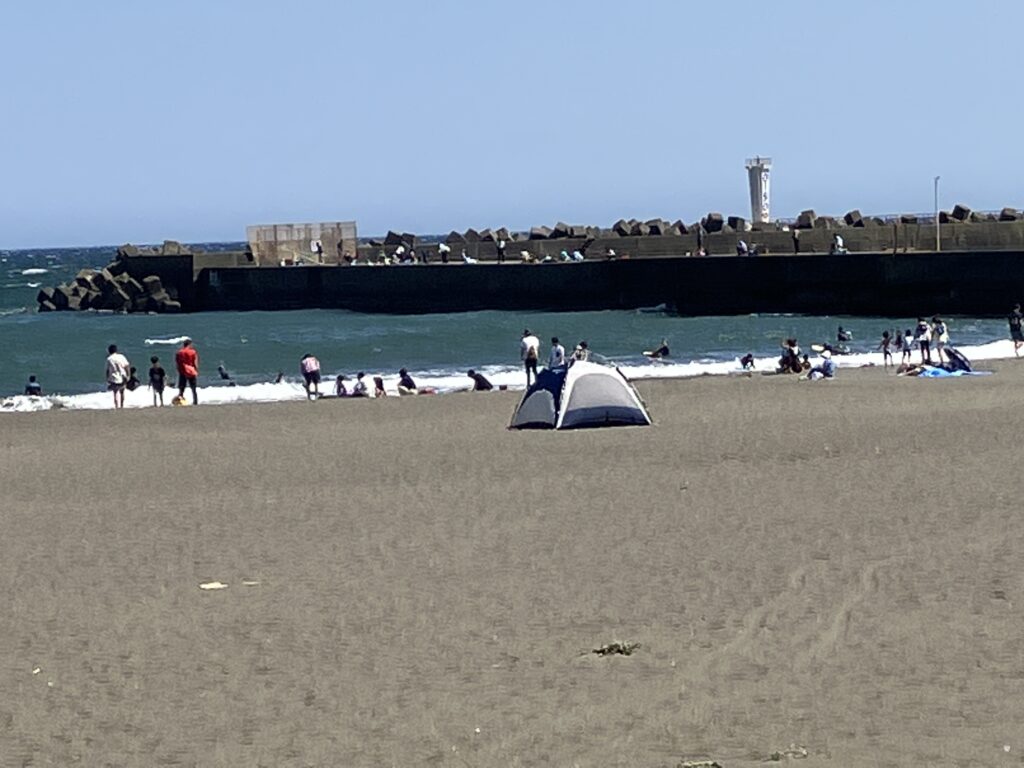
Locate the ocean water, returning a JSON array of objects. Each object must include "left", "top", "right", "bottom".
[{"left": 0, "top": 245, "right": 1016, "bottom": 412}]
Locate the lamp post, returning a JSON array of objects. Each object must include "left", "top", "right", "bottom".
[{"left": 934, "top": 176, "right": 941, "bottom": 252}]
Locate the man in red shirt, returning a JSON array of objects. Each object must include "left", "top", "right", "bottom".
[{"left": 175, "top": 338, "right": 200, "bottom": 405}]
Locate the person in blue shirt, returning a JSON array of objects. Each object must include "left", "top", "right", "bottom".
[{"left": 805, "top": 349, "right": 837, "bottom": 380}]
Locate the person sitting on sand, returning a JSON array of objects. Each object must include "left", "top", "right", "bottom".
[
  {"left": 217, "top": 364, "right": 231, "bottom": 381},
  {"left": 24, "top": 375, "right": 41, "bottom": 396},
  {"left": 126, "top": 366, "right": 141, "bottom": 392},
  {"left": 373, "top": 376, "right": 387, "bottom": 397},
  {"left": 803, "top": 349, "right": 837, "bottom": 380},
  {"left": 397, "top": 368, "right": 417, "bottom": 396},
  {"left": 777, "top": 339, "right": 802, "bottom": 374},
  {"left": 467, "top": 369, "right": 493, "bottom": 391},
  {"left": 334, "top": 374, "right": 348, "bottom": 397},
  {"left": 740, "top": 353, "right": 755, "bottom": 371},
  {"left": 351, "top": 372, "right": 368, "bottom": 397},
  {"left": 572, "top": 341, "right": 590, "bottom": 363}
]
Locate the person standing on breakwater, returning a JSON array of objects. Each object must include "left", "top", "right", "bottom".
[
  {"left": 300, "top": 354, "right": 321, "bottom": 400},
  {"left": 521, "top": 329, "right": 540, "bottom": 385},
  {"left": 791, "top": 228, "right": 800, "bottom": 254},
  {"left": 549, "top": 337, "right": 566, "bottom": 368},
  {"left": 1010, "top": 303, "right": 1024, "bottom": 357},
  {"left": 149, "top": 356, "right": 166, "bottom": 407},
  {"left": 105, "top": 344, "right": 131, "bottom": 409},
  {"left": 497, "top": 238, "right": 507, "bottom": 263},
  {"left": 175, "top": 338, "right": 199, "bottom": 405}
]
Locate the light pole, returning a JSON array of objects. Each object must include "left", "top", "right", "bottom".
[{"left": 934, "top": 176, "right": 941, "bottom": 252}]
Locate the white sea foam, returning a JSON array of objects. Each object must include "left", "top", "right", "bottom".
[
  {"left": 20, "top": 268, "right": 49, "bottom": 275},
  {"left": 26, "top": 282, "right": 41, "bottom": 288},
  {"left": 144, "top": 335, "right": 192, "bottom": 346},
  {"left": 0, "top": 340, "right": 1015, "bottom": 414}
]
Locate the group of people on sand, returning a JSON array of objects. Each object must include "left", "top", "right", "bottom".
[
  {"left": 519, "top": 329, "right": 598, "bottom": 385},
  {"left": 104, "top": 338, "right": 197, "bottom": 408}
]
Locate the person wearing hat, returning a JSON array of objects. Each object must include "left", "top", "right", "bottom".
[{"left": 805, "top": 349, "right": 837, "bottom": 380}]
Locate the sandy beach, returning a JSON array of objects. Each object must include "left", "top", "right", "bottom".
[{"left": 3, "top": 361, "right": 1024, "bottom": 767}]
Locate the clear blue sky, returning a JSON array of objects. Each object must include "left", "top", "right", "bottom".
[{"left": 2, "top": 0, "right": 1021, "bottom": 248}]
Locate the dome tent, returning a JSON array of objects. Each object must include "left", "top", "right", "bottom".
[{"left": 509, "top": 360, "right": 652, "bottom": 430}]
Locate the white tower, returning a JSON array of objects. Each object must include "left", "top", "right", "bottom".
[{"left": 745, "top": 156, "right": 772, "bottom": 224}]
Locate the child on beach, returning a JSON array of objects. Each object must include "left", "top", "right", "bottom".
[
  {"left": 932, "top": 316, "right": 949, "bottom": 364},
  {"left": 148, "top": 356, "right": 166, "bottom": 406},
  {"left": 126, "top": 366, "right": 141, "bottom": 392},
  {"left": 878, "top": 331, "right": 893, "bottom": 371},
  {"left": 901, "top": 329, "right": 914, "bottom": 364}
]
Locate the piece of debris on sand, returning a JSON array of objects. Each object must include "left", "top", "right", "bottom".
[
  {"left": 678, "top": 760, "right": 723, "bottom": 768},
  {"left": 591, "top": 641, "right": 640, "bottom": 656},
  {"left": 767, "top": 743, "right": 809, "bottom": 760}
]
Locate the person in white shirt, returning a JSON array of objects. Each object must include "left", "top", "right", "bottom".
[
  {"left": 549, "top": 337, "right": 566, "bottom": 368},
  {"left": 105, "top": 344, "right": 131, "bottom": 409},
  {"left": 352, "top": 371, "right": 370, "bottom": 397},
  {"left": 520, "top": 329, "right": 540, "bottom": 385}
]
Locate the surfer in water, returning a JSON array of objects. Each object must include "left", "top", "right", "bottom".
[{"left": 644, "top": 339, "right": 670, "bottom": 359}]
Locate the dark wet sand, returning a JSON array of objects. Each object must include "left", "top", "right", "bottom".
[{"left": 3, "top": 361, "right": 1024, "bottom": 767}]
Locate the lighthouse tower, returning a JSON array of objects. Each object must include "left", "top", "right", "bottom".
[{"left": 745, "top": 156, "right": 772, "bottom": 224}]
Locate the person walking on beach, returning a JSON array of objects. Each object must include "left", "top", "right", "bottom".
[
  {"left": 148, "top": 356, "right": 167, "bottom": 407},
  {"left": 877, "top": 331, "right": 893, "bottom": 371},
  {"left": 174, "top": 338, "right": 199, "bottom": 405},
  {"left": 300, "top": 354, "right": 321, "bottom": 399},
  {"left": 932, "top": 316, "right": 949, "bottom": 364},
  {"left": 549, "top": 337, "right": 566, "bottom": 368},
  {"left": 105, "top": 344, "right": 131, "bottom": 409},
  {"left": 915, "top": 317, "right": 932, "bottom": 364},
  {"left": 1010, "top": 303, "right": 1024, "bottom": 357},
  {"left": 521, "top": 329, "right": 540, "bottom": 385},
  {"left": 901, "top": 328, "right": 914, "bottom": 365}
]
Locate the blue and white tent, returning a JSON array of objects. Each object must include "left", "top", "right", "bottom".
[{"left": 509, "top": 360, "right": 652, "bottom": 430}]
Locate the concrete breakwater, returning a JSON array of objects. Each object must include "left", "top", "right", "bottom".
[{"left": 32, "top": 207, "right": 1024, "bottom": 316}]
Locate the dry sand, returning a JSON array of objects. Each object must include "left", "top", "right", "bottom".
[{"left": 3, "top": 361, "right": 1024, "bottom": 767}]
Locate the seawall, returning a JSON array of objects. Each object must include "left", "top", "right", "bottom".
[{"left": 194, "top": 249, "right": 1024, "bottom": 317}]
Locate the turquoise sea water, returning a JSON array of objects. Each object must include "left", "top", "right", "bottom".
[{"left": 0, "top": 245, "right": 1013, "bottom": 407}]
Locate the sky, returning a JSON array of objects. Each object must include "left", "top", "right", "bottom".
[{"left": 2, "top": 0, "right": 1022, "bottom": 249}]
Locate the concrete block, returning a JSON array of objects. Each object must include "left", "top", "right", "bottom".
[
  {"left": 384, "top": 231, "right": 404, "bottom": 246},
  {"left": 672, "top": 219, "right": 688, "bottom": 235},
  {"left": 401, "top": 232, "right": 417, "bottom": 247},
  {"left": 52, "top": 284, "right": 72, "bottom": 310},
  {"left": 81, "top": 290, "right": 101, "bottom": 310},
  {"left": 67, "top": 295, "right": 82, "bottom": 311},
  {"left": 157, "top": 299, "right": 182, "bottom": 313},
  {"left": 496, "top": 227, "right": 510, "bottom": 240},
  {"left": 952, "top": 203, "right": 971, "bottom": 221},
  {"left": 445, "top": 230, "right": 466, "bottom": 244},
  {"left": 142, "top": 275, "right": 164, "bottom": 294},
  {"left": 900, "top": 214, "right": 918, "bottom": 224},
  {"left": 91, "top": 268, "right": 114, "bottom": 291},
  {"left": 999, "top": 207, "right": 1019, "bottom": 222},
  {"left": 630, "top": 221, "right": 651, "bottom": 237},
  {"left": 479, "top": 228, "right": 494, "bottom": 242},
  {"left": 551, "top": 222, "right": 570, "bottom": 239},
  {"left": 813, "top": 216, "right": 835, "bottom": 230},
  {"left": 939, "top": 211, "right": 953, "bottom": 224},
  {"left": 75, "top": 269, "right": 96, "bottom": 289},
  {"left": 161, "top": 240, "right": 185, "bottom": 256},
  {"left": 703, "top": 212, "right": 724, "bottom": 233},
  {"left": 843, "top": 209, "right": 863, "bottom": 226},
  {"left": 796, "top": 210, "right": 816, "bottom": 229},
  {"left": 528, "top": 226, "right": 552, "bottom": 240},
  {"left": 727, "top": 216, "right": 748, "bottom": 231},
  {"left": 36, "top": 287, "right": 55, "bottom": 305},
  {"left": 38, "top": 300, "right": 56, "bottom": 312},
  {"left": 612, "top": 219, "right": 632, "bottom": 237},
  {"left": 116, "top": 243, "right": 140, "bottom": 258},
  {"left": 463, "top": 228, "right": 481, "bottom": 242}
]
